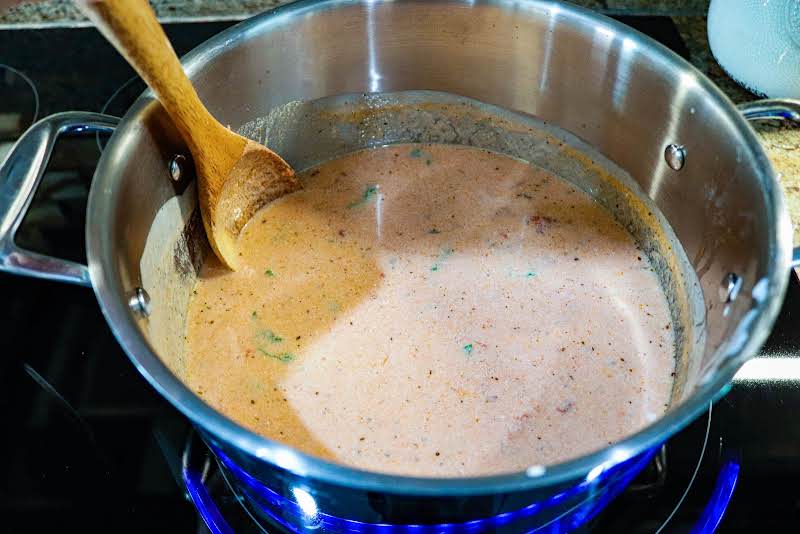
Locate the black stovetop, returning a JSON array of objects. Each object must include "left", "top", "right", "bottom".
[{"left": 1, "top": 15, "right": 799, "bottom": 534}]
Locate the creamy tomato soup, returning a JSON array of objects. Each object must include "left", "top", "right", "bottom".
[{"left": 185, "top": 144, "right": 675, "bottom": 477}]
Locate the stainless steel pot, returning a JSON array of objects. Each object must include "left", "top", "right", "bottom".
[{"left": 2, "top": 0, "right": 799, "bottom": 531}]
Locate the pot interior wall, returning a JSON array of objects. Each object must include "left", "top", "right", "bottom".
[
  {"left": 102, "top": 0, "right": 780, "bottom": 466},
  {"left": 138, "top": 90, "right": 704, "bottom": 404}
]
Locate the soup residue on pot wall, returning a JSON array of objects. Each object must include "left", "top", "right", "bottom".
[{"left": 183, "top": 143, "right": 676, "bottom": 477}]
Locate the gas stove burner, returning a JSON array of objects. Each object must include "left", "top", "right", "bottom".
[
  {"left": 182, "top": 433, "right": 655, "bottom": 533},
  {"left": 181, "top": 401, "right": 734, "bottom": 534}
]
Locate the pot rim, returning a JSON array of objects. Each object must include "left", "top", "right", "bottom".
[{"left": 86, "top": 0, "right": 792, "bottom": 496}]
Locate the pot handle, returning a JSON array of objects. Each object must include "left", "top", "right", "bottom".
[
  {"left": 737, "top": 99, "right": 800, "bottom": 267},
  {"left": 0, "top": 112, "right": 118, "bottom": 286},
  {"left": 738, "top": 99, "right": 800, "bottom": 122}
]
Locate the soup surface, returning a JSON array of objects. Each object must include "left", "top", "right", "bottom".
[{"left": 185, "top": 144, "right": 675, "bottom": 477}]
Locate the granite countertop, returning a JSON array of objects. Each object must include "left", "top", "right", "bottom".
[
  {"left": 757, "top": 126, "right": 800, "bottom": 246},
  {"left": 0, "top": 0, "right": 283, "bottom": 25}
]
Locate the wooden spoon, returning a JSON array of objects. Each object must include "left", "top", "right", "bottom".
[{"left": 78, "top": 0, "right": 302, "bottom": 269}]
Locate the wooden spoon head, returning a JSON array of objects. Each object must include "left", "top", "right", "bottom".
[{"left": 199, "top": 137, "right": 302, "bottom": 270}]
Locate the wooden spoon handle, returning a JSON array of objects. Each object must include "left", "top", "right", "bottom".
[{"left": 78, "top": 0, "right": 236, "bottom": 156}]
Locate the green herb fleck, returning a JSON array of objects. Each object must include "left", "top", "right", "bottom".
[
  {"left": 257, "top": 348, "right": 295, "bottom": 363},
  {"left": 430, "top": 247, "right": 454, "bottom": 272},
  {"left": 265, "top": 269, "right": 275, "bottom": 277},
  {"left": 409, "top": 148, "right": 433, "bottom": 164},
  {"left": 251, "top": 311, "right": 258, "bottom": 318},
  {"left": 258, "top": 330, "right": 284, "bottom": 343},
  {"left": 348, "top": 185, "right": 379, "bottom": 208},
  {"left": 463, "top": 343, "right": 473, "bottom": 355},
  {"left": 506, "top": 267, "right": 537, "bottom": 279},
  {"left": 428, "top": 228, "right": 441, "bottom": 234}
]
